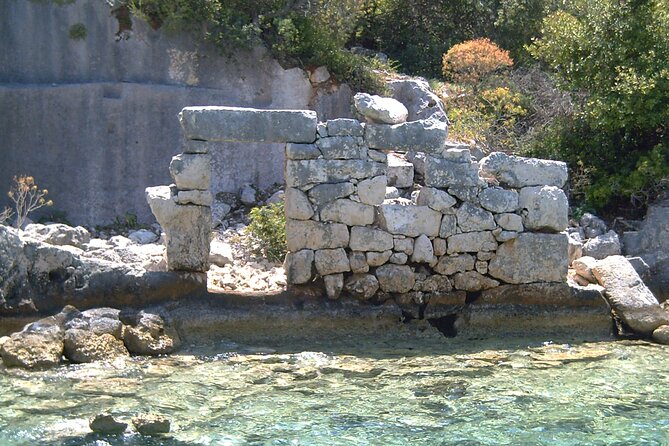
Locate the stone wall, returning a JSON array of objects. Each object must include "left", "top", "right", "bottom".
[{"left": 0, "top": 0, "right": 351, "bottom": 225}]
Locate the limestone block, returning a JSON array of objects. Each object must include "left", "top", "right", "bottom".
[
  {"left": 456, "top": 203, "right": 496, "bottom": 232},
  {"left": 495, "top": 213, "right": 523, "bottom": 232},
  {"left": 317, "top": 123, "right": 328, "bottom": 138},
  {"left": 419, "top": 275, "right": 453, "bottom": 293},
  {"left": 284, "top": 249, "right": 314, "bottom": 284},
  {"left": 285, "top": 143, "right": 321, "bottom": 160},
  {"left": 175, "top": 190, "right": 213, "bottom": 207},
  {"left": 350, "top": 226, "right": 394, "bottom": 252},
  {"left": 424, "top": 156, "right": 484, "bottom": 188},
  {"left": 308, "top": 182, "right": 355, "bottom": 205},
  {"left": 368, "top": 150, "right": 387, "bottom": 163},
  {"left": 320, "top": 199, "right": 374, "bottom": 226},
  {"left": 388, "top": 78, "right": 447, "bottom": 122},
  {"left": 433, "top": 238, "right": 447, "bottom": 256},
  {"left": 310, "top": 66, "right": 331, "bottom": 84},
  {"left": 316, "top": 136, "right": 366, "bottom": 159},
  {"left": 376, "top": 264, "right": 416, "bottom": 293},
  {"left": 286, "top": 219, "right": 349, "bottom": 251},
  {"left": 453, "top": 271, "right": 499, "bottom": 291},
  {"left": 367, "top": 250, "right": 393, "bottom": 267},
  {"left": 592, "top": 255, "right": 669, "bottom": 335},
  {"left": 146, "top": 186, "right": 210, "bottom": 272},
  {"left": 349, "top": 251, "right": 369, "bottom": 273},
  {"left": 357, "top": 176, "right": 387, "bottom": 205},
  {"left": 568, "top": 232, "right": 584, "bottom": 265},
  {"left": 315, "top": 248, "right": 350, "bottom": 275},
  {"left": 390, "top": 252, "right": 408, "bottom": 264},
  {"left": 365, "top": 120, "right": 448, "bottom": 153},
  {"left": 475, "top": 260, "right": 488, "bottom": 275},
  {"left": 394, "top": 238, "right": 414, "bottom": 255},
  {"left": 573, "top": 256, "right": 598, "bottom": 283},
  {"left": 183, "top": 140, "right": 211, "bottom": 154},
  {"left": 582, "top": 231, "right": 621, "bottom": 260},
  {"left": 442, "top": 148, "right": 472, "bottom": 163},
  {"left": 494, "top": 230, "right": 518, "bottom": 242},
  {"left": 327, "top": 118, "right": 364, "bottom": 137},
  {"left": 345, "top": 274, "right": 380, "bottom": 300},
  {"left": 354, "top": 93, "right": 408, "bottom": 124},
  {"left": 439, "top": 215, "right": 458, "bottom": 238},
  {"left": 519, "top": 186, "right": 568, "bottom": 232},
  {"left": 488, "top": 233, "right": 568, "bottom": 284},
  {"left": 448, "top": 185, "right": 481, "bottom": 204},
  {"left": 285, "top": 160, "right": 328, "bottom": 188},
  {"left": 479, "top": 152, "right": 568, "bottom": 188},
  {"left": 320, "top": 160, "right": 386, "bottom": 183},
  {"left": 324, "top": 274, "right": 344, "bottom": 299},
  {"left": 209, "top": 239, "right": 233, "bottom": 267},
  {"left": 411, "top": 234, "right": 434, "bottom": 263},
  {"left": 179, "top": 106, "right": 317, "bottom": 143},
  {"left": 285, "top": 188, "right": 314, "bottom": 220},
  {"left": 447, "top": 232, "right": 497, "bottom": 254},
  {"left": 434, "top": 253, "right": 476, "bottom": 276},
  {"left": 376, "top": 205, "right": 442, "bottom": 237},
  {"left": 169, "top": 154, "right": 211, "bottom": 190},
  {"left": 479, "top": 187, "right": 519, "bottom": 213},
  {"left": 417, "top": 187, "right": 457, "bottom": 213},
  {"left": 478, "top": 251, "right": 494, "bottom": 261},
  {"left": 387, "top": 153, "right": 414, "bottom": 188}
]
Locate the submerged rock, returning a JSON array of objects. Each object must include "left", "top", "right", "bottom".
[
  {"left": 123, "top": 311, "right": 181, "bottom": 355},
  {"left": 132, "top": 414, "right": 171, "bottom": 435},
  {"left": 89, "top": 413, "right": 128, "bottom": 434}
]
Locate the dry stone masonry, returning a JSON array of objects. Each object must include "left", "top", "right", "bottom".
[{"left": 148, "top": 101, "right": 570, "bottom": 303}]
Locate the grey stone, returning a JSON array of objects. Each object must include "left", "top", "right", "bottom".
[
  {"left": 495, "top": 213, "right": 523, "bottom": 232},
  {"left": 23, "top": 223, "right": 91, "bottom": 249},
  {"left": 310, "top": 66, "right": 331, "bottom": 84},
  {"left": 416, "top": 187, "right": 456, "bottom": 212},
  {"left": 367, "top": 149, "right": 387, "bottom": 163},
  {"left": 478, "top": 251, "right": 494, "bottom": 261},
  {"left": 324, "top": 274, "right": 344, "bottom": 299},
  {"left": 315, "top": 248, "right": 350, "bottom": 276},
  {"left": 406, "top": 151, "right": 427, "bottom": 176},
  {"left": 447, "top": 232, "right": 497, "bottom": 254},
  {"left": 419, "top": 275, "right": 453, "bottom": 293},
  {"left": 63, "top": 329, "right": 128, "bottom": 363},
  {"left": 580, "top": 213, "right": 608, "bottom": 239},
  {"left": 568, "top": 232, "right": 584, "bottom": 266},
  {"left": 175, "top": 190, "right": 213, "bottom": 206},
  {"left": 320, "top": 199, "right": 374, "bottom": 226},
  {"left": 179, "top": 106, "right": 317, "bottom": 143},
  {"left": 183, "top": 139, "right": 211, "bottom": 154},
  {"left": 475, "top": 260, "right": 488, "bottom": 275},
  {"left": 287, "top": 160, "right": 386, "bottom": 187},
  {"left": 285, "top": 188, "right": 314, "bottom": 220},
  {"left": 434, "top": 254, "right": 475, "bottom": 276},
  {"left": 394, "top": 238, "right": 414, "bottom": 255},
  {"left": 479, "top": 152, "right": 568, "bottom": 188},
  {"left": 387, "top": 153, "right": 414, "bottom": 188},
  {"left": 316, "top": 136, "right": 366, "bottom": 159},
  {"left": 488, "top": 233, "right": 569, "bottom": 284},
  {"left": 285, "top": 143, "right": 321, "bottom": 160},
  {"left": 146, "top": 186, "right": 210, "bottom": 272},
  {"left": 479, "top": 187, "right": 519, "bottom": 213},
  {"left": 354, "top": 93, "right": 408, "bottom": 124},
  {"left": 211, "top": 202, "right": 232, "bottom": 228},
  {"left": 128, "top": 229, "right": 159, "bottom": 245},
  {"left": 652, "top": 325, "right": 669, "bottom": 345},
  {"left": 424, "top": 156, "right": 484, "bottom": 188},
  {"left": 0, "top": 330, "right": 63, "bottom": 369},
  {"left": 344, "top": 274, "right": 379, "bottom": 300},
  {"left": 519, "top": 186, "right": 568, "bottom": 232},
  {"left": 442, "top": 148, "right": 472, "bottom": 163},
  {"left": 494, "top": 230, "right": 518, "bottom": 242},
  {"left": 317, "top": 122, "right": 328, "bottom": 137},
  {"left": 411, "top": 234, "right": 434, "bottom": 263},
  {"left": 308, "top": 182, "right": 355, "bottom": 205},
  {"left": 366, "top": 250, "right": 393, "bottom": 267},
  {"left": 453, "top": 271, "right": 500, "bottom": 291},
  {"left": 592, "top": 255, "right": 669, "bottom": 336},
  {"left": 132, "top": 414, "right": 171, "bottom": 435},
  {"left": 284, "top": 249, "right": 314, "bottom": 284},
  {"left": 267, "top": 190, "right": 285, "bottom": 205},
  {"left": 448, "top": 185, "right": 481, "bottom": 203},
  {"left": 90, "top": 413, "right": 128, "bottom": 434},
  {"left": 286, "top": 220, "right": 349, "bottom": 251},
  {"left": 349, "top": 251, "right": 369, "bottom": 273},
  {"left": 350, "top": 226, "right": 394, "bottom": 252},
  {"left": 123, "top": 311, "right": 181, "bottom": 356},
  {"left": 376, "top": 205, "right": 442, "bottom": 237},
  {"left": 573, "top": 256, "right": 598, "bottom": 283},
  {"left": 209, "top": 239, "right": 233, "bottom": 267},
  {"left": 582, "top": 231, "right": 621, "bottom": 260},
  {"left": 376, "top": 264, "right": 415, "bottom": 293},
  {"left": 357, "top": 176, "right": 387, "bottom": 205},
  {"left": 456, "top": 203, "right": 496, "bottom": 232},
  {"left": 169, "top": 153, "right": 211, "bottom": 190},
  {"left": 433, "top": 238, "right": 447, "bottom": 256},
  {"left": 239, "top": 184, "right": 257, "bottom": 205},
  {"left": 327, "top": 118, "right": 364, "bottom": 137},
  {"left": 365, "top": 119, "right": 448, "bottom": 153},
  {"left": 439, "top": 215, "right": 458, "bottom": 238},
  {"left": 390, "top": 252, "right": 408, "bottom": 264},
  {"left": 285, "top": 160, "right": 328, "bottom": 188},
  {"left": 388, "top": 78, "right": 447, "bottom": 122}
]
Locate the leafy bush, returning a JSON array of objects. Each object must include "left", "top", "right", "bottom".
[
  {"left": 7, "top": 175, "right": 53, "bottom": 228},
  {"left": 68, "top": 23, "right": 87, "bottom": 40},
  {"left": 442, "top": 38, "right": 513, "bottom": 85},
  {"left": 528, "top": 0, "right": 669, "bottom": 212},
  {"left": 245, "top": 201, "right": 286, "bottom": 263}
]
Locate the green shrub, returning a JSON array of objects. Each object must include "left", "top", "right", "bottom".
[
  {"left": 245, "top": 201, "right": 286, "bottom": 263},
  {"left": 68, "top": 23, "right": 87, "bottom": 40}
]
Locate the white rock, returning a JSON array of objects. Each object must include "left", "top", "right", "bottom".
[
  {"left": 320, "top": 199, "right": 374, "bottom": 226},
  {"left": 315, "top": 248, "right": 350, "bottom": 275},
  {"left": 240, "top": 184, "right": 257, "bottom": 206},
  {"left": 357, "top": 176, "right": 387, "bottom": 205},
  {"left": 285, "top": 188, "right": 314, "bottom": 220},
  {"left": 377, "top": 205, "right": 442, "bottom": 237},
  {"left": 324, "top": 274, "right": 344, "bottom": 299},
  {"left": 353, "top": 93, "right": 408, "bottom": 124},
  {"left": 479, "top": 152, "right": 568, "bottom": 188},
  {"left": 169, "top": 154, "right": 211, "bottom": 190},
  {"left": 128, "top": 229, "right": 158, "bottom": 245},
  {"left": 456, "top": 202, "right": 496, "bottom": 232},
  {"left": 209, "top": 239, "right": 234, "bottom": 267},
  {"left": 488, "top": 233, "right": 568, "bottom": 284},
  {"left": 350, "top": 227, "right": 394, "bottom": 252},
  {"left": 366, "top": 250, "right": 393, "bottom": 267},
  {"left": 411, "top": 234, "right": 434, "bottom": 263},
  {"left": 519, "top": 186, "right": 568, "bottom": 232},
  {"left": 582, "top": 231, "right": 621, "bottom": 260},
  {"left": 416, "top": 187, "right": 456, "bottom": 213},
  {"left": 387, "top": 153, "right": 414, "bottom": 188}
]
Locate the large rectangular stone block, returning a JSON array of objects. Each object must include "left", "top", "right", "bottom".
[
  {"left": 179, "top": 106, "right": 317, "bottom": 143},
  {"left": 376, "top": 205, "right": 442, "bottom": 237},
  {"left": 424, "top": 156, "right": 484, "bottom": 188},
  {"left": 365, "top": 119, "right": 447, "bottom": 153},
  {"left": 488, "top": 233, "right": 568, "bottom": 284},
  {"left": 286, "top": 160, "right": 386, "bottom": 187},
  {"left": 480, "top": 152, "right": 568, "bottom": 188},
  {"left": 286, "top": 219, "right": 349, "bottom": 251}
]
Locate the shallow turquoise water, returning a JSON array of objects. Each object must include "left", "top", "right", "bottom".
[{"left": 1, "top": 328, "right": 669, "bottom": 445}]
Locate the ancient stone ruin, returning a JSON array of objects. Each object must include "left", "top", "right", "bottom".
[{"left": 147, "top": 101, "right": 572, "bottom": 305}]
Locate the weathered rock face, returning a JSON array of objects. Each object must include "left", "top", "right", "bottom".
[
  {"left": 366, "top": 120, "right": 448, "bottom": 153},
  {"left": 0, "top": 330, "right": 64, "bottom": 369},
  {"left": 349, "top": 227, "right": 394, "bottom": 252},
  {"left": 286, "top": 220, "right": 349, "bottom": 251},
  {"left": 376, "top": 265, "right": 415, "bottom": 293},
  {"left": 344, "top": 274, "right": 379, "bottom": 300},
  {"left": 518, "top": 186, "right": 568, "bottom": 232},
  {"left": 582, "top": 230, "right": 621, "bottom": 260},
  {"left": 480, "top": 152, "right": 568, "bottom": 188},
  {"left": 389, "top": 79, "right": 448, "bottom": 123},
  {"left": 353, "top": 93, "right": 408, "bottom": 124},
  {"left": 284, "top": 249, "right": 314, "bottom": 284},
  {"left": 424, "top": 156, "right": 483, "bottom": 188},
  {"left": 123, "top": 311, "right": 181, "bottom": 356},
  {"left": 376, "top": 205, "right": 442, "bottom": 237},
  {"left": 592, "top": 255, "right": 669, "bottom": 336},
  {"left": 90, "top": 414, "right": 128, "bottom": 434},
  {"left": 169, "top": 154, "right": 211, "bottom": 190},
  {"left": 132, "top": 414, "right": 171, "bottom": 435},
  {"left": 63, "top": 329, "right": 129, "bottom": 363},
  {"left": 23, "top": 224, "right": 91, "bottom": 249},
  {"left": 488, "top": 233, "right": 569, "bottom": 284}
]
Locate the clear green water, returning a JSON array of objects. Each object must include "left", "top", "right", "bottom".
[{"left": 1, "top": 328, "right": 669, "bottom": 446}]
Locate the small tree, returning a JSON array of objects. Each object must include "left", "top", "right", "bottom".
[
  {"left": 0, "top": 207, "right": 13, "bottom": 226},
  {"left": 7, "top": 175, "right": 53, "bottom": 228},
  {"left": 442, "top": 38, "right": 513, "bottom": 85}
]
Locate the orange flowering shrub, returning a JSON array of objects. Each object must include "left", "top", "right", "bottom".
[{"left": 442, "top": 38, "right": 513, "bottom": 84}]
